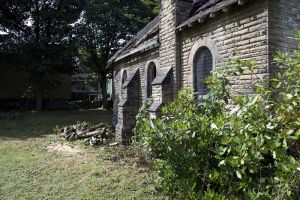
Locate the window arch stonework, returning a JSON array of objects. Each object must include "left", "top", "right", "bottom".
[
  {"left": 188, "top": 37, "right": 219, "bottom": 89},
  {"left": 145, "top": 59, "right": 159, "bottom": 99},
  {"left": 194, "top": 47, "right": 213, "bottom": 95}
]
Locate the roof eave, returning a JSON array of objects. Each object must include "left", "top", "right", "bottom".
[
  {"left": 177, "top": 0, "right": 248, "bottom": 31},
  {"left": 115, "top": 38, "right": 159, "bottom": 62},
  {"left": 106, "top": 38, "right": 159, "bottom": 69}
]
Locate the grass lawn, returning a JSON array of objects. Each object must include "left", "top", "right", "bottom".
[{"left": 0, "top": 109, "right": 163, "bottom": 200}]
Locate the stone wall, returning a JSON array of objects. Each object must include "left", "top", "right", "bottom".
[
  {"left": 115, "top": 69, "right": 141, "bottom": 144},
  {"left": 160, "top": 0, "right": 192, "bottom": 95},
  {"left": 112, "top": 48, "right": 159, "bottom": 127},
  {"left": 149, "top": 67, "right": 173, "bottom": 118},
  {"left": 269, "top": 0, "right": 300, "bottom": 72},
  {"left": 180, "top": 0, "right": 269, "bottom": 95}
]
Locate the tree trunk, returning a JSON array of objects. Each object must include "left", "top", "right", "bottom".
[
  {"left": 96, "top": 73, "right": 101, "bottom": 101},
  {"left": 36, "top": 94, "right": 43, "bottom": 111},
  {"left": 101, "top": 74, "right": 108, "bottom": 109}
]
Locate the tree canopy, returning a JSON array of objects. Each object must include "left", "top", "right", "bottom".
[
  {"left": 0, "top": 0, "right": 160, "bottom": 109},
  {"left": 0, "top": 0, "right": 85, "bottom": 109},
  {"left": 75, "top": 0, "right": 159, "bottom": 107}
]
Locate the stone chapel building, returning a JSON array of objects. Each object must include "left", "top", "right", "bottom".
[{"left": 107, "top": 0, "right": 300, "bottom": 144}]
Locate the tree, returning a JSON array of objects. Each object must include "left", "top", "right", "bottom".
[
  {"left": 0, "top": 0, "right": 85, "bottom": 110},
  {"left": 75, "top": 0, "right": 158, "bottom": 108},
  {"left": 142, "top": 0, "right": 160, "bottom": 15}
]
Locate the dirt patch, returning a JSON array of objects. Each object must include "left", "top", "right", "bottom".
[{"left": 46, "top": 142, "right": 84, "bottom": 155}]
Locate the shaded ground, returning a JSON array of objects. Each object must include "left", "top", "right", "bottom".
[
  {"left": 0, "top": 109, "right": 112, "bottom": 139},
  {"left": 0, "top": 109, "right": 163, "bottom": 200}
]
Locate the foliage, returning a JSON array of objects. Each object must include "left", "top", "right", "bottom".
[
  {"left": 133, "top": 98, "right": 154, "bottom": 137},
  {"left": 0, "top": 0, "right": 85, "bottom": 109},
  {"left": 132, "top": 98, "right": 154, "bottom": 162},
  {"left": 142, "top": 0, "right": 160, "bottom": 15},
  {"left": 74, "top": 121, "right": 91, "bottom": 130},
  {"left": 75, "top": 0, "right": 158, "bottom": 107},
  {"left": 0, "top": 0, "right": 160, "bottom": 109},
  {"left": 134, "top": 34, "right": 300, "bottom": 199}
]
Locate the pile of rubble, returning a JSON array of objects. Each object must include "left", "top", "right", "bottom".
[{"left": 57, "top": 122, "right": 115, "bottom": 146}]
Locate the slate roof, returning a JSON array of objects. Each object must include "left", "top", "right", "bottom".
[
  {"left": 108, "top": 0, "right": 247, "bottom": 67},
  {"left": 178, "top": 0, "right": 241, "bottom": 30}
]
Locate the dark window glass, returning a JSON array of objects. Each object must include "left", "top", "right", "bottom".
[
  {"left": 194, "top": 47, "right": 213, "bottom": 96},
  {"left": 122, "top": 70, "right": 127, "bottom": 85},
  {"left": 147, "top": 62, "right": 157, "bottom": 98}
]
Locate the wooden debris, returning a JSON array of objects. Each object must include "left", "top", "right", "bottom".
[
  {"left": 109, "top": 142, "right": 119, "bottom": 147},
  {"left": 57, "top": 122, "right": 115, "bottom": 146}
]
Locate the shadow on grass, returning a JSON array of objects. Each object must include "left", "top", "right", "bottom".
[{"left": 0, "top": 109, "right": 113, "bottom": 140}]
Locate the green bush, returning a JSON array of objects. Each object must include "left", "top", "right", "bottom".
[{"left": 134, "top": 34, "right": 300, "bottom": 199}]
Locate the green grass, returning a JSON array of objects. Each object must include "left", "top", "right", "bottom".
[{"left": 0, "top": 109, "right": 164, "bottom": 200}]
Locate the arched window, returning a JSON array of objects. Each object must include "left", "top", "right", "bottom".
[
  {"left": 147, "top": 62, "right": 157, "bottom": 98},
  {"left": 121, "top": 69, "right": 127, "bottom": 86},
  {"left": 194, "top": 47, "right": 213, "bottom": 96}
]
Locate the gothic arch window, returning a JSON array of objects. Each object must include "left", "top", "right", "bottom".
[
  {"left": 121, "top": 69, "right": 127, "bottom": 86},
  {"left": 194, "top": 47, "right": 213, "bottom": 96},
  {"left": 147, "top": 62, "right": 157, "bottom": 98}
]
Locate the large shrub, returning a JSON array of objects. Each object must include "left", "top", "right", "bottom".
[{"left": 134, "top": 34, "right": 300, "bottom": 199}]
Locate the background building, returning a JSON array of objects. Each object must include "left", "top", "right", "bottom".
[{"left": 72, "top": 73, "right": 112, "bottom": 101}]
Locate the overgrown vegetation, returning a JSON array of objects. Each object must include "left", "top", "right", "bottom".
[{"left": 134, "top": 34, "right": 300, "bottom": 199}]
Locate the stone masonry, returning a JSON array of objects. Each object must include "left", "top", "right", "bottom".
[
  {"left": 109, "top": 0, "right": 300, "bottom": 144},
  {"left": 181, "top": 0, "right": 269, "bottom": 95}
]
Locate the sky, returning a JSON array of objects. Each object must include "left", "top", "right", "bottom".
[
  {"left": 0, "top": 30, "right": 8, "bottom": 35},
  {"left": 0, "top": 16, "right": 33, "bottom": 35}
]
